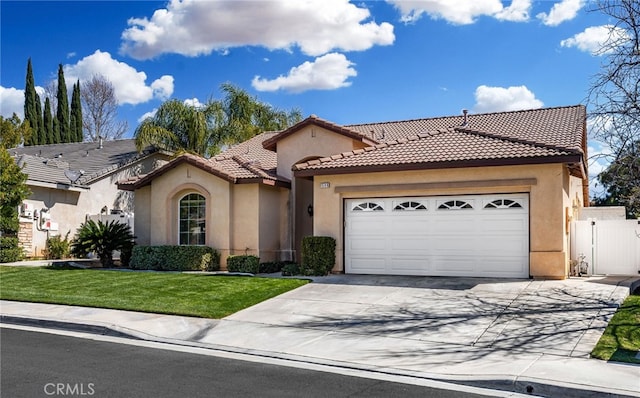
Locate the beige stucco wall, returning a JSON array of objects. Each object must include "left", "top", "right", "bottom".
[
  {"left": 275, "top": 126, "right": 367, "bottom": 180},
  {"left": 312, "top": 163, "right": 577, "bottom": 279},
  {"left": 133, "top": 162, "right": 291, "bottom": 268},
  {"left": 21, "top": 154, "right": 167, "bottom": 257}
]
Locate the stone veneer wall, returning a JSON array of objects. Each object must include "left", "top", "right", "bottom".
[{"left": 18, "top": 221, "right": 33, "bottom": 257}]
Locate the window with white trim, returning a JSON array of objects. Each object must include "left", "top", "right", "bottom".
[
  {"left": 352, "top": 202, "right": 384, "bottom": 212},
  {"left": 484, "top": 199, "right": 523, "bottom": 209},
  {"left": 393, "top": 201, "right": 427, "bottom": 211},
  {"left": 438, "top": 200, "right": 473, "bottom": 210},
  {"left": 179, "top": 193, "right": 206, "bottom": 245}
]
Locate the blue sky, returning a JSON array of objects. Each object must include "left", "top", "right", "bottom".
[{"left": 0, "top": 0, "right": 616, "bottom": 185}]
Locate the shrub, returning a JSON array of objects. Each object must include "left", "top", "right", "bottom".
[
  {"left": 119, "top": 241, "right": 134, "bottom": 268},
  {"left": 130, "top": 245, "right": 220, "bottom": 271},
  {"left": 0, "top": 236, "right": 23, "bottom": 263},
  {"left": 301, "top": 236, "right": 336, "bottom": 276},
  {"left": 44, "top": 232, "right": 71, "bottom": 260},
  {"left": 226, "top": 255, "right": 260, "bottom": 274},
  {"left": 281, "top": 262, "right": 301, "bottom": 276},
  {"left": 71, "top": 220, "right": 134, "bottom": 268}
]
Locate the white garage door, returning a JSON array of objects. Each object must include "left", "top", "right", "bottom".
[{"left": 345, "top": 194, "right": 529, "bottom": 278}]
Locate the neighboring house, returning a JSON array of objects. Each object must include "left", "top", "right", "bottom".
[
  {"left": 11, "top": 139, "right": 170, "bottom": 257},
  {"left": 119, "top": 105, "right": 588, "bottom": 279}
]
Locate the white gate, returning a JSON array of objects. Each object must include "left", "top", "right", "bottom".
[{"left": 571, "top": 219, "right": 640, "bottom": 275}]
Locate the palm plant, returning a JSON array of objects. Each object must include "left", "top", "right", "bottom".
[
  {"left": 71, "top": 220, "right": 134, "bottom": 268},
  {"left": 134, "top": 84, "right": 302, "bottom": 157}
]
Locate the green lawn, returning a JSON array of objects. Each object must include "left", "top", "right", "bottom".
[
  {"left": 591, "top": 293, "right": 640, "bottom": 364},
  {"left": 0, "top": 266, "right": 308, "bottom": 319}
]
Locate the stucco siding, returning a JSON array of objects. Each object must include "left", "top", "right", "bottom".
[
  {"left": 312, "top": 163, "right": 571, "bottom": 279},
  {"left": 276, "top": 126, "right": 367, "bottom": 180},
  {"left": 134, "top": 186, "right": 152, "bottom": 246},
  {"left": 231, "top": 184, "right": 259, "bottom": 258},
  {"left": 258, "top": 185, "right": 284, "bottom": 262}
]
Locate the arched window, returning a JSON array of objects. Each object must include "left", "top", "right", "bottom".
[
  {"left": 484, "top": 199, "right": 523, "bottom": 209},
  {"left": 393, "top": 201, "right": 427, "bottom": 211},
  {"left": 179, "top": 193, "right": 206, "bottom": 245},
  {"left": 352, "top": 202, "right": 384, "bottom": 212},
  {"left": 438, "top": 200, "right": 473, "bottom": 210}
]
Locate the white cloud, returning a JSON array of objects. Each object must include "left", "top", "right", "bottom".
[
  {"left": 120, "top": 0, "right": 394, "bottom": 60},
  {"left": 561, "top": 25, "right": 628, "bottom": 55},
  {"left": 183, "top": 97, "right": 204, "bottom": 108},
  {"left": 494, "top": 0, "right": 531, "bottom": 22},
  {"left": 0, "top": 86, "right": 25, "bottom": 119},
  {"left": 537, "top": 0, "right": 583, "bottom": 26},
  {"left": 387, "top": 0, "right": 531, "bottom": 25},
  {"left": 473, "top": 85, "right": 543, "bottom": 113},
  {"left": 64, "top": 50, "right": 174, "bottom": 105},
  {"left": 137, "top": 109, "right": 157, "bottom": 123},
  {"left": 252, "top": 53, "right": 357, "bottom": 93}
]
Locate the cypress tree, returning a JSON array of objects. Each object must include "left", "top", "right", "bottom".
[
  {"left": 44, "top": 97, "right": 54, "bottom": 144},
  {"left": 23, "top": 58, "right": 40, "bottom": 146},
  {"left": 34, "top": 93, "right": 44, "bottom": 144},
  {"left": 55, "top": 64, "right": 70, "bottom": 143},
  {"left": 70, "top": 80, "right": 83, "bottom": 142}
]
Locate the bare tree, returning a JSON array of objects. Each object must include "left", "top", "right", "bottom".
[
  {"left": 81, "top": 74, "right": 127, "bottom": 141},
  {"left": 588, "top": 0, "right": 639, "bottom": 158},
  {"left": 588, "top": 0, "right": 639, "bottom": 215},
  {"left": 44, "top": 80, "right": 58, "bottom": 112}
]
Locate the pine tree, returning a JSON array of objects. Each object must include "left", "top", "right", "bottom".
[
  {"left": 53, "top": 117, "right": 60, "bottom": 143},
  {"left": 70, "top": 80, "right": 83, "bottom": 142},
  {"left": 55, "top": 64, "right": 70, "bottom": 143},
  {"left": 44, "top": 97, "right": 54, "bottom": 144},
  {"left": 23, "top": 58, "right": 40, "bottom": 146}
]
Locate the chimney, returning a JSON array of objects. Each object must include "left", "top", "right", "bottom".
[
  {"left": 461, "top": 109, "right": 469, "bottom": 127},
  {"left": 98, "top": 136, "right": 103, "bottom": 149}
]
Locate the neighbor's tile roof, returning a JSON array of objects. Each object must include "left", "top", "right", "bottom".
[
  {"left": 11, "top": 139, "right": 158, "bottom": 186},
  {"left": 118, "top": 132, "right": 290, "bottom": 190}
]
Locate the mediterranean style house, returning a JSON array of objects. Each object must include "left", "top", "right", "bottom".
[
  {"left": 119, "top": 105, "right": 588, "bottom": 279},
  {"left": 11, "top": 139, "right": 170, "bottom": 257}
]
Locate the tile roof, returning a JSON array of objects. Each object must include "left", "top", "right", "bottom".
[
  {"left": 120, "top": 105, "right": 588, "bottom": 188},
  {"left": 11, "top": 139, "right": 158, "bottom": 186},
  {"left": 293, "top": 127, "right": 583, "bottom": 176},
  {"left": 262, "top": 114, "right": 378, "bottom": 151},
  {"left": 295, "top": 105, "right": 587, "bottom": 176},
  {"left": 118, "top": 133, "right": 291, "bottom": 191}
]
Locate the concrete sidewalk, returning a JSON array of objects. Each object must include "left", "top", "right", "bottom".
[{"left": 1, "top": 274, "right": 639, "bottom": 397}]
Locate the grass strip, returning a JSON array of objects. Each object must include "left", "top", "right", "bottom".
[
  {"left": 0, "top": 266, "right": 308, "bottom": 319},
  {"left": 591, "top": 294, "right": 640, "bottom": 364}
]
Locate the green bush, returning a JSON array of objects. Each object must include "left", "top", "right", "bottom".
[
  {"left": 44, "top": 232, "right": 71, "bottom": 260},
  {"left": 281, "top": 262, "right": 301, "bottom": 276},
  {"left": 71, "top": 220, "right": 135, "bottom": 268},
  {"left": 130, "top": 245, "right": 220, "bottom": 271},
  {"left": 226, "top": 255, "right": 260, "bottom": 274},
  {"left": 119, "top": 241, "right": 134, "bottom": 268},
  {"left": 0, "top": 236, "right": 23, "bottom": 263},
  {"left": 301, "top": 236, "right": 336, "bottom": 276}
]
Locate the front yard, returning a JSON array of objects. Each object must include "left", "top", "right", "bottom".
[
  {"left": 0, "top": 266, "right": 308, "bottom": 319},
  {"left": 591, "top": 293, "right": 640, "bottom": 364}
]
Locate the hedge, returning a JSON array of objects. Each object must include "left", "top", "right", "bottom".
[
  {"left": 130, "top": 245, "right": 220, "bottom": 271},
  {"left": 226, "top": 255, "right": 260, "bottom": 274},
  {"left": 0, "top": 236, "right": 23, "bottom": 263},
  {"left": 301, "top": 236, "right": 336, "bottom": 276}
]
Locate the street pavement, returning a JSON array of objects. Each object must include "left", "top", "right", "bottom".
[{"left": 1, "top": 267, "right": 639, "bottom": 397}]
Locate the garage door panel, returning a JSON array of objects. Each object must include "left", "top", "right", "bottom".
[
  {"left": 349, "top": 237, "right": 388, "bottom": 251},
  {"left": 345, "top": 194, "right": 529, "bottom": 278}
]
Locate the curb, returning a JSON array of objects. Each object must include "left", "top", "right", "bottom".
[{"left": 2, "top": 315, "right": 637, "bottom": 398}]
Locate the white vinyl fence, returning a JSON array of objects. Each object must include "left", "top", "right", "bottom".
[{"left": 571, "top": 219, "right": 640, "bottom": 275}]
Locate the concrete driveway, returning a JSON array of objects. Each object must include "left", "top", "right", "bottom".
[{"left": 213, "top": 275, "right": 633, "bottom": 365}]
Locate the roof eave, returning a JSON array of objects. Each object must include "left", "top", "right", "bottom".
[{"left": 293, "top": 155, "right": 584, "bottom": 178}]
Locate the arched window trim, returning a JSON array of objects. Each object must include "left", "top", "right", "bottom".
[
  {"left": 438, "top": 200, "right": 473, "bottom": 210},
  {"left": 352, "top": 202, "right": 384, "bottom": 212},
  {"left": 178, "top": 192, "right": 206, "bottom": 245},
  {"left": 484, "top": 199, "right": 523, "bottom": 209},
  {"left": 393, "top": 201, "right": 427, "bottom": 211}
]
